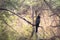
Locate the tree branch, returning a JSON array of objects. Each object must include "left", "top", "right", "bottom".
[
  {"left": 2, "top": 19, "right": 19, "bottom": 34},
  {"left": 0, "top": 8, "right": 35, "bottom": 26},
  {"left": 44, "top": 0, "right": 59, "bottom": 17}
]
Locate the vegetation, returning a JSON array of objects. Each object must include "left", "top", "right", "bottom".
[{"left": 0, "top": 0, "right": 60, "bottom": 40}]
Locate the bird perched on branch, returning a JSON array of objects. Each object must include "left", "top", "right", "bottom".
[{"left": 35, "top": 15, "right": 40, "bottom": 33}]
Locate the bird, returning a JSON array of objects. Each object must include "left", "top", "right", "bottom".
[{"left": 35, "top": 15, "right": 40, "bottom": 33}]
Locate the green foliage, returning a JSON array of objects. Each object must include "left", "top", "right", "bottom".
[{"left": 24, "top": 0, "right": 37, "bottom": 6}]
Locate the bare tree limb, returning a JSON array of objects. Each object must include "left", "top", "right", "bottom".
[
  {"left": 0, "top": 8, "right": 35, "bottom": 26},
  {"left": 44, "top": 0, "right": 60, "bottom": 17}
]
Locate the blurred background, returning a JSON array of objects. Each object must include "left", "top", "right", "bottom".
[{"left": 0, "top": 0, "right": 60, "bottom": 40}]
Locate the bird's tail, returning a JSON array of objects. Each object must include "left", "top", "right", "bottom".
[{"left": 36, "top": 26, "right": 38, "bottom": 33}]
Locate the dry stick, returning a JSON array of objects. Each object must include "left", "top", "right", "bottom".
[
  {"left": 0, "top": 8, "right": 42, "bottom": 27},
  {"left": 0, "top": 8, "right": 34, "bottom": 26}
]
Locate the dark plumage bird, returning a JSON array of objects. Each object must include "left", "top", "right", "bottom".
[{"left": 35, "top": 15, "right": 40, "bottom": 33}]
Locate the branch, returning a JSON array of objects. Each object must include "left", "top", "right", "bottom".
[
  {"left": 0, "top": 8, "right": 35, "bottom": 26},
  {"left": 0, "top": 8, "right": 43, "bottom": 28},
  {"left": 51, "top": 25, "right": 60, "bottom": 28},
  {"left": 44, "top": 0, "right": 59, "bottom": 17},
  {"left": 2, "top": 19, "right": 19, "bottom": 34}
]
